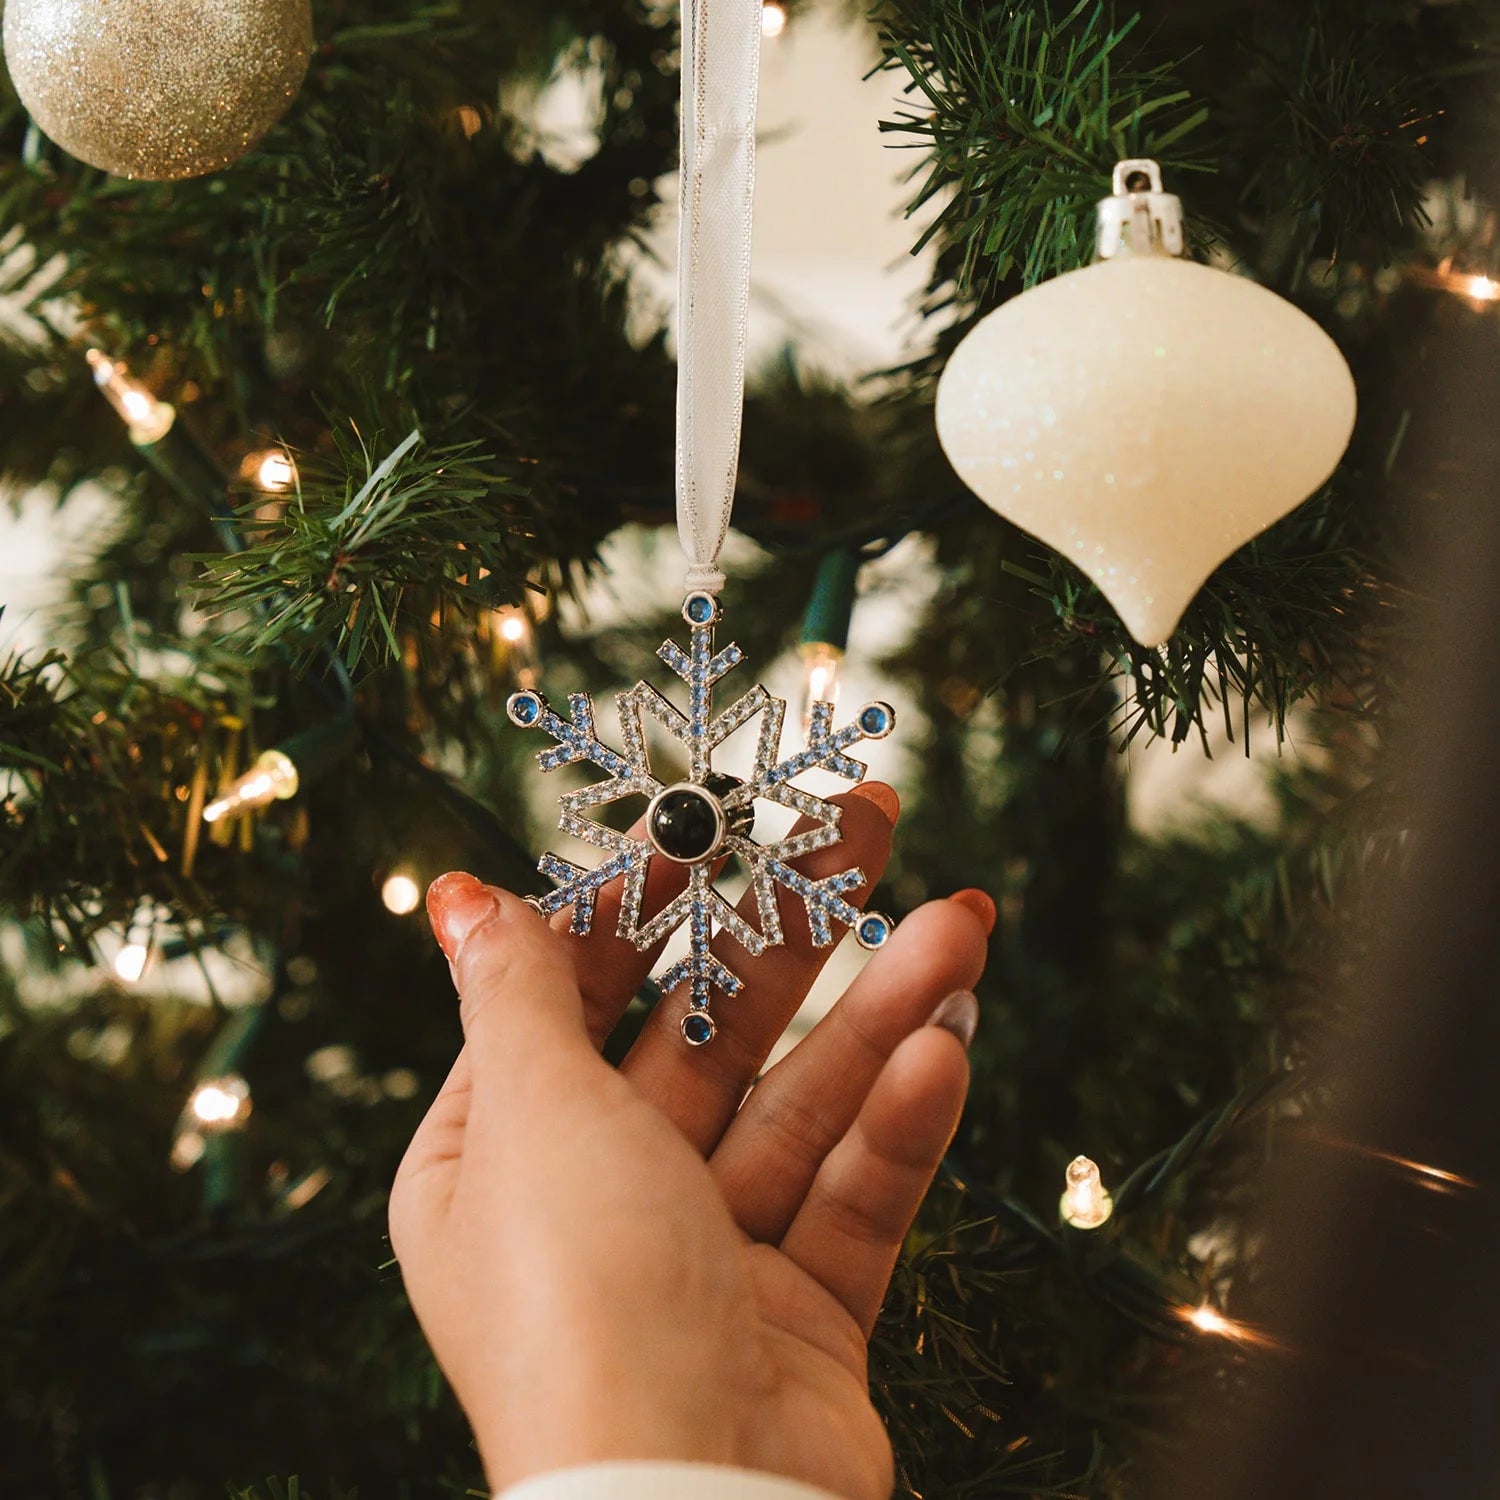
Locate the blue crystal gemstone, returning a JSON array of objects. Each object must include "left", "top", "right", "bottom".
[
  {"left": 681, "top": 1010, "right": 717, "bottom": 1046},
  {"left": 856, "top": 913, "right": 892, "bottom": 949},
  {"left": 507, "top": 690, "right": 543, "bottom": 727},
  {"left": 683, "top": 591, "right": 718, "bottom": 626},
  {"left": 858, "top": 702, "right": 894, "bottom": 738}
]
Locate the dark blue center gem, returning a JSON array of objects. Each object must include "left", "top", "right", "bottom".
[
  {"left": 859, "top": 704, "right": 891, "bottom": 736},
  {"left": 858, "top": 914, "right": 891, "bottom": 947},
  {"left": 685, "top": 592, "right": 715, "bottom": 625},
  {"left": 649, "top": 787, "right": 721, "bottom": 861},
  {"left": 509, "top": 692, "right": 541, "bottom": 726},
  {"left": 682, "top": 1011, "right": 716, "bottom": 1046}
]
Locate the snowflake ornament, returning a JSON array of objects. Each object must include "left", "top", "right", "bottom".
[{"left": 507, "top": 590, "right": 896, "bottom": 1046}]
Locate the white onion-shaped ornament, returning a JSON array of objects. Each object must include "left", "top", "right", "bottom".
[
  {"left": 3, "top": 0, "right": 312, "bottom": 181},
  {"left": 935, "top": 160, "right": 1357, "bottom": 647}
]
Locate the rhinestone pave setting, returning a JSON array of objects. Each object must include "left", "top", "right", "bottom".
[{"left": 507, "top": 591, "right": 897, "bottom": 1045}]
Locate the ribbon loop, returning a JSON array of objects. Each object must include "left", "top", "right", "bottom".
[{"left": 675, "top": 0, "right": 762, "bottom": 593}]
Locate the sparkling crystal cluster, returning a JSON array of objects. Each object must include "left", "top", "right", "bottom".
[{"left": 508, "top": 592, "right": 895, "bottom": 1045}]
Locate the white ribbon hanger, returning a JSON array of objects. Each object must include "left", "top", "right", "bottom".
[{"left": 674, "top": 0, "right": 762, "bottom": 595}]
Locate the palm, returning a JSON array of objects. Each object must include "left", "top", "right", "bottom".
[
  {"left": 393, "top": 788, "right": 991, "bottom": 1498},
  {"left": 741, "top": 1244, "right": 896, "bottom": 1500}
]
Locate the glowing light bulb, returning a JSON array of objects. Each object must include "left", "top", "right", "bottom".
[
  {"left": 381, "top": 872, "right": 423, "bottom": 915},
  {"left": 1060, "top": 1154, "right": 1113, "bottom": 1229},
  {"left": 1466, "top": 274, "right": 1500, "bottom": 304},
  {"left": 203, "top": 749, "right": 300, "bottom": 824},
  {"left": 256, "top": 450, "right": 296, "bottom": 491},
  {"left": 761, "top": 0, "right": 787, "bottom": 37},
  {"left": 1176, "top": 1301, "right": 1279, "bottom": 1349},
  {"left": 491, "top": 605, "right": 539, "bottom": 688},
  {"left": 799, "top": 641, "right": 843, "bottom": 727},
  {"left": 189, "top": 1075, "right": 251, "bottom": 1128},
  {"left": 86, "top": 348, "right": 176, "bottom": 444},
  {"left": 113, "top": 941, "right": 150, "bottom": 984},
  {"left": 1186, "top": 1303, "right": 1230, "bottom": 1335}
]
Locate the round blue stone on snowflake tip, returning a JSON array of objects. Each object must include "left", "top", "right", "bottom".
[
  {"left": 681, "top": 1010, "right": 717, "bottom": 1046},
  {"left": 507, "top": 690, "right": 543, "bottom": 727},
  {"left": 855, "top": 913, "right": 892, "bottom": 950},
  {"left": 858, "top": 701, "right": 895, "bottom": 739},
  {"left": 682, "top": 591, "right": 720, "bottom": 626}
]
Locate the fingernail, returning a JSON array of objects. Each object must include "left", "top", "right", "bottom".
[
  {"left": 427, "top": 871, "right": 500, "bottom": 963},
  {"left": 949, "top": 888, "right": 996, "bottom": 936},
  {"left": 926, "top": 990, "right": 978, "bottom": 1049},
  {"left": 849, "top": 781, "right": 900, "bottom": 826}
]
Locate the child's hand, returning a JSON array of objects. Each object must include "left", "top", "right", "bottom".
[{"left": 389, "top": 786, "right": 991, "bottom": 1499}]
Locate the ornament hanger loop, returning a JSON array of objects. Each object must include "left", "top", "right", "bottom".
[
  {"left": 1096, "top": 157, "right": 1184, "bottom": 261},
  {"left": 674, "top": 0, "right": 764, "bottom": 595}
]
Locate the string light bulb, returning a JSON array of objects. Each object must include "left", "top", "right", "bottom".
[
  {"left": 798, "top": 550, "right": 861, "bottom": 727},
  {"left": 800, "top": 640, "right": 843, "bottom": 713},
  {"left": 189, "top": 1074, "right": 251, "bottom": 1128},
  {"left": 86, "top": 349, "right": 175, "bottom": 444},
  {"left": 381, "top": 871, "right": 423, "bottom": 915},
  {"left": 761, "top": 1, "right": 787, "bottom": 37},
  {"left": 1176, "top": 1300, "right": 1277, "bottom": 1348},
  {"left": 1060, "top": 1154, "right": 1114, "bottom": 1229},
  {"left": 114, "top": 940, "right": 151, "bottom": 984},
  {"left": 241, "top": 447, "right": 297, "bottom": 492},
  {"left": 1408, "top": 258, "right": 1500, "bottom": 309},
  {"left": 111, "top": 901, "right": 156, "bottom": 983},
  {"left": 112, "top": 936, "right": 149, "bottom": 984},
  {"left": 203, "top": 749, "right": 299, "bottom": 825},
  {"left": 490, "top": 604, "right": 539, "bottom": 688}
]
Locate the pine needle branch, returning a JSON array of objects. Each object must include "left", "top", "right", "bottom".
[
  {"left": 873, "top": 0, "right": 1211, "bottom": 302},
  {"left": 193, "top": 427, "right": 539, "bottom": 675},
  {"left": 0, "top": 628, "right": 253, "bottom": 942}
]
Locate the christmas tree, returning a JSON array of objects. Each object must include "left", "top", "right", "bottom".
[{"left": 3, "top": 0, "right": 1497, "bottom": 1494}]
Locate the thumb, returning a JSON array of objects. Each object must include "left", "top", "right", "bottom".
[{"left": 427, "top": 872, "right": 592, "bottom": 1075}]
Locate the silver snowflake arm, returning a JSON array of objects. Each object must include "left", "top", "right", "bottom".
[
  {"left": 650, "top": 866, "right": 767, "bottom": 1015},
  {"left": 534, "top": 847, "right": 648, "bottom": 937},
  {"left": 505, "top": 687, "right": 659, "bottom": 937},
  {"left": 736, "top": 698, "right": 889, "bottom": 797},
  {"left": 656, "top": 614, "right": 748, "bottom": 779},
  {"left": 512, "top": 690, "right": 641, "bottom": 779},
  {"left": 727, "top": 694, "right": 899, "bottom": 952}
]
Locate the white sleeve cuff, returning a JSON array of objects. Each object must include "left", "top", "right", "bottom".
[{"left": 497, "top": 1460, "right": 845, "bottom": 1500}]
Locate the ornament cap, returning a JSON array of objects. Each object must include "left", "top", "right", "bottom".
[{"left": 1096, "top": 158, "right": 1184, "bottom": 260}]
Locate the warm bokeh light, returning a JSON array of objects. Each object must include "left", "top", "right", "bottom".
[
  {"left": 801, "top": 641, "right": 842, "bottom": 713},
  {"left": 1464, "top": 273, "right": 1500, "bottom": 302},
  {"left": 256, "top": 450, "right": 296, "bottom": 491},
  {"left": 498, "top": 608, "right": 529, "bottom": 644},
  {"left": 113, "top": 941, "right": 150, "bottom": 984},
  {"left": 203, "top": 750, "right": 300, "bottom": 824},
  {"left": 190, "top": 1076, "right": 250, "bottom": 1127},
  {"left": 1178, "top": 1301, "right": 1280, "bottom": 1349},
  {"left": 1186, "top": 1302, "right": 1230, "bottom": 1335},
  {"left": 86, "top": 348, "right": 175, "bottom": 444},
  {"left": 381, "top": 872, "right": 423, "bottom": 915},
  {"left": 1060, "top": 1154, "right": 1113, "bottom": 1229},
  {"left": 1310, "top": 1130, "right": 1477, "bottom": 1194},
  {"left": 761, "top": 1, "right": 787, "bottom": 38}
]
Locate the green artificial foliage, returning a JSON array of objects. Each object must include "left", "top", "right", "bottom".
[{"left": 1, "top": 0, "right": 1496, "bottom": 1495}]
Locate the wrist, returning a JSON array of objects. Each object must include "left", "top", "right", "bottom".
[{"left": 468, "top": 1365, "right": 743, "bottom": 1491}]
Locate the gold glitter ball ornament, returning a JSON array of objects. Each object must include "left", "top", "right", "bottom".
[
  {"left": 936, "top": 160, "right": 1357, "bottom": 648},
  {"left": 3, "top": 0, "right": 313, "bottom": 181}
]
